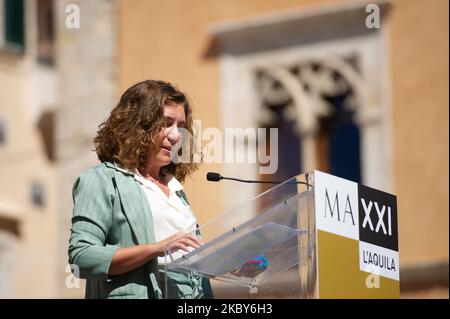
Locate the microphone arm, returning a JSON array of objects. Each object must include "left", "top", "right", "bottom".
[
  {"left": 222, "top": 176, "right": 286, "bottom": 184},
  {"left": 206, "top": 172, "right": 311, "bottom": 187}
]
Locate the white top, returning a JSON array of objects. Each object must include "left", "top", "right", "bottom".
[{"left": 114, "top": 164, "right": 198, "bottom": 264}]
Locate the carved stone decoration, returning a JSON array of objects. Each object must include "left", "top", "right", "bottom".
[
  {"left": 254, "top": 55, "right": 367, "bottom": 172},
  {"left": 256, "top": 56, "right": 362, "bottom": 137}
]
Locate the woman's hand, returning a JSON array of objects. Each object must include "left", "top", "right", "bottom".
[
  {"left": 155, "top": 232, "right": 203, "bottom": 257},
  {"left": 108, "top": 232, "right": 203, "bottom": 276}
]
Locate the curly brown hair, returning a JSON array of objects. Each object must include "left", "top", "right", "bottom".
[{"left": 94, "top": 80, "right": 198, "bottom": 183}]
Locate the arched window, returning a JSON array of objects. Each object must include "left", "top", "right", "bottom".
[
  {"left": 256, "top": 72, "right": 302, "bottom": 186},
  {"left": 256, "top": 58, "right": 363, "bottom": 185},
  {"left": 215, "top": 2, "right": 391, "bottom": 208},
  {"left": 3, "top": 0, "right": 25, "bottom": 51}
]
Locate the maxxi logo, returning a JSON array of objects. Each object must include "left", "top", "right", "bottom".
[{"left": 358, "top": 185, "right": 398, "bottom": 251}]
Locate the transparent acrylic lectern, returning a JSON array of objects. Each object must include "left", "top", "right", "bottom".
[{"left": 162, "top": 173, "right": 318, "bottom": 299}]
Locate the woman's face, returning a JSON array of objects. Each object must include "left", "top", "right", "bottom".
[{"left": 150, "top": 102, "right": 186, "bottom": 168}]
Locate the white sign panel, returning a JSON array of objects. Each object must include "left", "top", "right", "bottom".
[
  {"left": 314, "top": 171, "right": 359, "bottom": 240},
  {"left": 359, "top": 241, "right": 400, "bottom": 281}
]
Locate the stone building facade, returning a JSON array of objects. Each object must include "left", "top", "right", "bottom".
[{"left": 0, "top": 0, "right": 447, "bottom": 298}]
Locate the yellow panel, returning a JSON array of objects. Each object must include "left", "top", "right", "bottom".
[{"left": 317, "top": 230, "right": 400, "bottom": 298}]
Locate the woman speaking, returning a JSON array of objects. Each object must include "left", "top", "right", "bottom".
[{"left": 68, "top": 80, "right": 212, "bottom": 299}]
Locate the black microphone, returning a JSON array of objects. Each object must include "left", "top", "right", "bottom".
[
  {"left": 206, "top": 172, "right": 222, "bottom": 182},
  {"left": 206, "top": 172, "right": 310, "bottom": 186}
]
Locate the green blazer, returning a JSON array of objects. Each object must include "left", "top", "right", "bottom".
[{"left": 68, "top": 162, "right": 213, "bottom": 299}]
